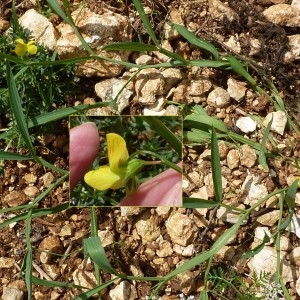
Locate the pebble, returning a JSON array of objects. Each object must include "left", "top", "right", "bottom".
[
  {"left": 216, "top": 204, "right": 248, "bottom": 224},
  {"left": 227, "top": 149, "right": 240, "bottom": 169},
  {"left": 263, "top": 111, "right": 287, "bottom": 135},
  {"left": 108, "top": 281, "right": 137, "bottom": 300},
  {"left": 287, "top": 214, "right": 300, "bottom": 238},
  {"left": 227, "top": 78, "right": 247, "bottom": 102},
  {"left": 135, "top": 216, "right": 160, "bottom": 242},
  {"left": 4, "top": 191, "right": 28, "bottom": 207},
  {"left": 207, "top": 87, "right": 231, "bottom": 108},
  {"left": 72, "top": 269, "right": 97, "bottom": 290},
  {"left": 165, "top": 212, "right": 198, "bottom": 246},
  {"left": 288, "top": 246, "right": 300, "bottom": 266},
  {"left": 240, "top": 144, "right": 257, "bottom": 167},
  {"left": 2, "top": 287, "right": 24, "bottom": 300},
  {"left": 235, "top": 117, "right": 257, "bottom": 133},
  {"left": 256, "top": 210, "right": 280, "bottom": 226}
]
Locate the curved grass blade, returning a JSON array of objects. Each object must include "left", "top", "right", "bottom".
[
  {"left": 170, "top": 23, "right": 219, "bottom": 60},
  {"left": 211, "top": 128, "right": 222, "bottom": 203},
  {"left": 132, "top": 0, "right": 159, "bottom": 46},
  {"left": 259, "top": 117, "right": 272, "bottom": 172},
  {"left": 183, "top": 197, "right": 219, "bottom": 208},
  {"left": 6, "top": 61, "right": 35, "bottom": 155},
  {"left": 102, "top": 42, "right": 158, "bottom": 52},
  {"left": 141, "top": 116, "right": 182, "bottom": 156},
  {"left": 0, "top": 151, "right": 33, "bottom": 160}
]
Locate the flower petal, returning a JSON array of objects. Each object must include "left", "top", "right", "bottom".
[
  {"left": 106, "top": 133, "right": 129, "bottom": 172},
  {"left": 14, "top": 39, "right": 27, "bottom": 56},
  {"left": 84, "top": 165, "right": 124, "bottom": 190},
  {"left": 27, "top": 41, "right": 37, "bottom": 55}
]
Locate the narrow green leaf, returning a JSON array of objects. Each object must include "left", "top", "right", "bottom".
[
  {"left": 0, "top": 151, "right": 33, "bottom": 160},
  {"left": 183, "top": 197, "right": 219, "bottom": 208},
  {"left": 102, "top": 42, "right": 158, "bottom": 52},
  {"left": 259, "top": 117, "right": 272, "bottom": 171},
  {"left": 211, "top": 128, "right": 222, "bottom": 202},
  {"left": 132, "top": 0, "right": 159, "bottom": 46},
  {"left": 241, "top": 242, "right": 265, "bottom": 259},
  {"left": 142, "top": 116, "right": 182, "bottom": 156},
  {"left": 6, "top": 61, "right": 35, "bottom": 155},
  {"left": 84, "top": 236, "right": 117, "bottom": 275},
  {"left": 226, "top": 56, "right": 257, "bottom": 87},
  {"left": 285, "top": 179, "right": 298, "bottom": 209},
  {"left": 170, "top": 23, "right": 219, "bottom": 60},
  {"left": 190, "top": 59, "right": 229, "bottom": 68},
  {"left": 184, "top": 114, "right": 229, "bottom": 133}
]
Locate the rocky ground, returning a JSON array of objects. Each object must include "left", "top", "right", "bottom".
[{"left": 1, "top": 0, "right": 300, "bottom": 299}]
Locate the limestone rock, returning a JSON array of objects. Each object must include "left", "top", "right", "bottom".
[
  {"left": 207, "top": 87, "right": 231, "bottom": 108},
  {"left": 135, "top": 215, "right": 160, "bottom": 242},
  {"left": 256, "top": 210, "right": 280, "bottom": 226},
  {"left": 109, "top": 281, "right": 137, "bottom": 300},
  {"left": 240, "top": 144, "right": 257, "bottom": 167},
  {"left": 2, "top": 287, "right": 24, "bottom": 300},
  {"left": 95, "top": 78, "right": 133, "bottom": 112},
  {"left": 227, "top": 78, "right": 247, "bottom": 102},
  {"left": 227, "top": 149, "right": 240, "bottom": 169},
  {"left": 4, "top": 191, "right": 28, "bottom": 207},
  {"left": 56, "top": 8, "right": 131, "bottom": 77},
  {"left": 135, "top": 68, "right": 165, "bottom": 105},
  {"left": 208, "top": 0, "right": 238, "bottom": 22},
  {"left": 72, "top": 269, "right": 97, "bottom": 290},
  {"left": 284, "top": 34, "right": 300, "bottom": 62},
  {"left": 164, "top": 8, "right": 184, "bottom": 40},
  {"left": 19, "top": 9, "right": 57, "bottom": 50},
  {"left": 263, "top": 4, "right": 300, "bottom": 26},
  {"left": 165, "top": 212, "right": 198, "bottom": 246},
  {"left": 216, "top": 204, "right": 248, "bottom": 224},
  {"left": 263, "top": 111, "right": 287, "bottom": 135},
  {"left": 143, "top": 108, "right": 166, "bottom": 115},
  {"left": 235, "top": 117, "right": 257, "bottom": 133},
  {"left": 161, "top": 68, "right": 182, "bottom": 94}
]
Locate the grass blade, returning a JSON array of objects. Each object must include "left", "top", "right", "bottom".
[
  {"left": 183, "top": 197, "right": 219, "bottom": 208},
  {"left": 170, "top": 23, "right": 219, "bottom": 60},
  {"left": 102, "top": 42, "right": 157, "bottom": 52},
  {"left": 132, "top": 0, "right": 159, "bottom": 46},
  {"left": 6, "top": 61, "right": 35, "bottom": 155},
  {"left": 285, "top": 179, "right": 298, "bottom": 210},
  {"left": 211, "top": 128, "right": 222, "bottom": 203},
  {"left": 0, "top": 151, "right": 33, "bottom": 160},
  {"left": 259, "top": 117, "right": 272, "bottom": 172},
  {"left": 142, "top": 116, "right": 182, "bottom": 156}
]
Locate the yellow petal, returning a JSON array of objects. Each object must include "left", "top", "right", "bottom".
[
  {"left": 106, "top": 133, "right": 129, "bottom": 173},
  {"left": 15, "top": 38, "right": 26, "bottom": 45},
  {"left": 84, "top": 165, "right": 124, "bottom": 190},
  {"left": 27, "top": 41, "right": 37, "bottom": 55},
  {"left": 14, "top": 39, "right": 27, "bottom": 56}
]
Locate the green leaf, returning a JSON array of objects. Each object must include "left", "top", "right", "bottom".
[
  {"left": 6, "top": 61, "right": 35, "bottom": 155},
  {"left": 259, "top": 116, "right": 272, "bottom": 172},
  {"left": 242, "top": 242, "right": 265, "bottom": 259},
  {"left": 102, "top": 42, "right": 158, "bottom": 52},
  {"left": 0, "top": 151, "right": 33, "bottom": 160},
  {"left": 285, "top": 179, "right": 298, "bottom": 209},
  {"left": 170, "top": 23, "right": 219, "bottom": 60},
  {"left": 183, "top": 197, "right": 219, "bottom": 208},
  {"left": 211, "top": 128, "right": 222, "bottom": 202}
]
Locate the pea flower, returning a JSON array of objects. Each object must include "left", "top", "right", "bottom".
[
  {"left": 84, "top": 133, "right": 147, "bottom": 192},
  {"left": 14, "top": 38, "right": 37, "bottom": 56}
]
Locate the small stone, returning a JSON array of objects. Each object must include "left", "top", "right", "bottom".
[
  {"left": 284, "top": 34, "right": 300, "bottom": 62},
  {"left": 2, "top": 287, "right": 23, "bottom": 300},
  {"left": 39, "top": 235, "right": 64, "bottom": 254},
  {"left": 216, "top": 204, "right": 248, "bottom": 224},
  {"left": 164, "top": 8, "right": 184, "bottom": 40},
  {"left": 161, "top": 68, "right": 182, "bottom": 94},
  {"left": 4, "top": 191, "right": 28, "bottom": 207},
  {"left": 143, "top": 108, "right": 166, "bottom": 115},
  {"left": 207, "top": 87, "right": 231, "bottom": 108},
  {"left": 218, "top": 141, "right": 228, "bottom": 158},
  {"left": 173, "top": 244, "right": 195, "bottom": 257},
  {"left": 109, "top": 281, "right": 137, "bottom": 300},
  {"left": 42, "top": 172, "right": 55, "bottom": 187},
  {"left": 224, "top": 34, "right": 241, "bottom": 53},
  {"left": 227, "top": 149, "right": 240, "bottom": 169},
  {"left": 24, "top": 186, "right": 39, "bottom": 198},
  {"left": 263, "top": 111, "right": 287, "bottom": 135},
  {"left": 72, "top": 269, "right": 97, "bottom": 290},
  {"left": 249, "top": 38, "right": 262, "bottom": 56},
  {"left": 288, "top": 246, "right": 300, "bottom": 266},
  {"left": 0, "top": 257, "right": 15, "bottom": 268},
  {"left": 240, "top": 144, "right": 257, "bottom": 167},
  {"left": 98, "top": 229, "right": 114, "bottom": 247},
  {"left": 23, "top": 173, "right": 37, "bottom": 184},
  {"left": 256, "top": 210, "right": 280, "bottom": 226},
  {"left": 263, "top": 4, "right": 300, "bottom": 27},
  {"left": 59, "top": 224, "right": 75, "bottom": 237},
  {"left": 42, "top": 264, "right": 60, "bottom": 280},
  {"left": 235, "top": 117, "right": 257, "bottom": 133},
  {"left": 227, "top": 78, "right": 247, "bottom": 102},
  {"left": 19, "top": 9, "right": 57, "bottom": 50},
  {"left": 135, "top": 69, "right": 165, "bottom": 105},
  {"left": 244, "top": 182, "right": 268, "bottom": 206},
  {"left": 165, "top": 212, "right": 198, "bottom": 246},
  {"left": 208, "top": 0, "right": 238, "bottom": 22},
  {"left": 0, "top": 18, "right": 10, "bottom": 32},
  {"left": 189, "top": 79, "right": 212, "bottom": 96},
  {"left": 156, "top": 240, "right": 173, "bottom": 257},
  {"left": 37, "top": 133, "right": 56, "bottom": 145},
  {"left": 135, "top": 216, "right": 160, "bottom": 242},
  {"left": 120, "top": 207, "right": 145, "bottom": 216},
  {"left": 287, "top": 214, "right": 300, "bottom": 238},
  {"left": 165, "top": 105, "right": 180, "bottom": 115},
  {"left": 292, "top": 0, "right": 300, "bottom": 10}
]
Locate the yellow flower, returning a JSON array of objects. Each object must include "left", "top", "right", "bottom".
[
  {"left": 14, "top": 38, "right": 37, "bottom": 56},
  {"left": 84, "top": 133, "right": 145, "bottom": 191}
]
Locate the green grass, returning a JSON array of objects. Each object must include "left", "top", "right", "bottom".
[{"left": 0, "top": 0, "right": 299, "bottom": 299}]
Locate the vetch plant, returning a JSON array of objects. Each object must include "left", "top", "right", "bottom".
[
  {"left": 14, "top": 38, "right": 37, "bottom": 56},
  {"left": 84, "top": 133, "right": 161, "bottom": 195}
]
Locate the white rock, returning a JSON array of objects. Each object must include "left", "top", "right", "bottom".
[
  {"left": 216, "top": 204, "right": 247, "bottom": 224},
  {"left": 56, "top": 8, "right": 131, "bottom": 77},
  {"left": 249, "top": 38, "right": 262, "bottom": 56},
  {"left": 240, "top": 144, "right": 257, "bottom": 168},
  {"left": 149, "top": 96, "right": 167, "bottom": 112},
  {"left": 256, "top": 210, "right": 280, "bottom": 226},
  {"left": 143, "top": 108, "right": 166, "bottom": 115},
  {"left": 164, "top": 8, "right": 184, "bottom": 40},
  {"left": 224, "top": 34, "right": 241, "bottom": 53},
  {"left": 292, "top": 0, "right": 300, "bottom": 10},
  {"left": 173, "top": 244, "right": 195, "bottom": 256},
  {"left": 263, "top": 4, "right": 300, "bottom": 27},
  {"left": 254, "top": 226, "right": 273, "bottom": 245},
  {"left": 72, "top": 269, "right": 97, "bottom": 289},
  {"left": 98, "top": 229, "right": 114, "bottom": 247},
  {"left": 288, "top": 246, "right": 300, "bottom": 266},
  {"left": 95, "top": 78, "right": 133, "bottom": 112},
  {"left": 2, "top": 287, "right": 23, "bottom": 300},
  {"left": 227, "top": 78, "right": 247, "bottom": 101},
  {"left": 284, "top": 34, "right": 300, "bottom": 62},
  {"left": 161, "top": 68, "right": 182, "bottom": 94},
  {"left": 208, "top": 0, "right": 238, "bottom": 22},
  {"left": 109, "top": 281, "right": 137, "bottom": 300},
  {"left": 0, "top": 257, "right": 15, "bottom": 268},
  {"left": 165, "top": 105, "right": 180, "bottom": 115},
  {"left": 135, "top": 68, "right": 165, "bottom": 105},
  {"left": 207, "top": 87, "right": 231, "bottom": 108},
  {"left": 154, "top": 39, "right": 174, "bottom": 62},
  {"left": 135, "top": 216, "right": 160, "bottom": 242},
  {"left": 189, "top": 79, "right": 212, "bottom": 96},
  {"left": 120, "top": 207, "right": 145, "bottom": 216},
  {"left": 297, "top": 276, "right": 300, "bottom": 296},
  {"left": 235, "top": 117, "right": 257, "bottom": 133},
  {"left": 165, "top": 212, "right": 198, "bottom": 246},
  {"left": 204, "top": 173, "right": 228, "bottom": 198},
  {"left": 227, "top": 149, "right": 240, "bottom": 169},
  {"left": 287, "top": 214, "right": 300, "bottom": 238},
  {"left": 190, "top": 186, "right": 208, "bottom": 200},
  {"left": 156, "top": 239, "right": 173, "bottom": 257},
  {"left": 263, "top": 111, "right": 287, "bottom": 135},
  {"left": 19, "top": 9, "right": 57, "bottom": 50},
  {"left": 242, "top": 175, "right": 268, "bottom": 206}
]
